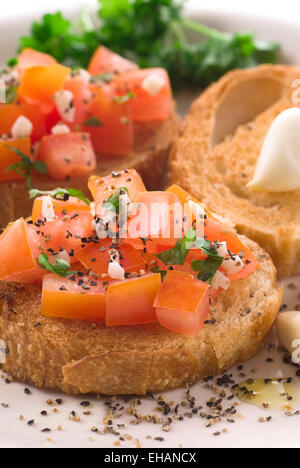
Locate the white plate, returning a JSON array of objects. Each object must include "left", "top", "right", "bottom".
[{"left": 0, "top": 3, "right": 300, "bottom": 449}]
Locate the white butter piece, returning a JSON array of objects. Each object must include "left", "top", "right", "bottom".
[
  {"left": 248, "top": 108, "right": 300, "bottom": 192},
  {"left": 211, "top": 271, "right": 230, "bottom": 290},
  {"left": 51, "top": 122, "right": 70, "bottom": 135},
  {"left": 222, "top": 255, "right": 244, "bottom": 275},
  {"left": 108, "top": 261, "right": 125, "bottom": 281},
  {"left": 11, "top": 115, "right": 33, "bottom": 138},
  {"left": 41, "top": 195, "right": 56, "bottom": 222},
  {"left": 54, "top": 90, "right": 75, "bottom": 123},
  {"left": 276, "top": 311, "right": 300, "bottom": 363},
  {"left": 142, "top": 73, "right": 165, "bottom": 96}
]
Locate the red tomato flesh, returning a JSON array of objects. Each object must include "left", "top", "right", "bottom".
[
  {"left": 81, "top": 86, "right": 133, "bottom": 156},
  {"left": 0, "top": 103, "right": 47, "bottom": 143},
  {"left": 32, "top": 195, "right": 91, "bottom": 224},
  {"left": 17, "top": 48, "right": 57, "bottom": 78},
  {"left": 204, "top": 219, "right": 259, "bottom": 281},
  {"left": 0, "top": 138, "right": 31, "bottom": 182},
  {"left": 106, "top": 273, "right": 161, "bottom": 326},
  {"left": 89, "top": 169, "right": 146, "bottom": 215},
  {"left": 154, "top": 271, "right": 210, "bottom": 336},
  {"left": 113, "top": 68, "right": 172, "bottom": 122},
  {"left": 88, "top": 46, "right": 138, "bottom": 76},
  {"left": 42, "top": 273, "right": 106, "bottom": 321},
  {"left": 38, "top": 133, "right": 96, "bottom": 180}
]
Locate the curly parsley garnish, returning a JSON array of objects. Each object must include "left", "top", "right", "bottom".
[
  {"left": 16, "top": 1, "right": 279, "bottom": 90},
  {"left": 83, "top": 116, "right": 103, "bottom": 127},
  {"left": 29, "top": 187, "right": 90, "bottom": 205},
  {"left": 38, "top": 252, "right": 77, "bottom": 278},
  {"left": 5, "top": 146, "right": 47, "bottom": 189}
]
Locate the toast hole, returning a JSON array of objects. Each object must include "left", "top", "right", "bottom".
[{"left": 212, "top": 77, "right": 283, "bottom": 147}]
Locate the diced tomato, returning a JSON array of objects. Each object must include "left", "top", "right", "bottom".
[
  {"left": 89, "top": 169, "right": 146, "bottom": 215},
  {"left": 17, "top": 48, "right": 57, "bottom": 78},
  {"left": 76, "top": 239, "right": 147, "bottom": 277},
  {"left": 0, "top": 103, "right": 47, "bottom": 143},
  {"left": 18, "top": 64, "right": 71, "bottom": 114},
  {"left": 113, "top": 68, "right": 172, "bottom": 122},
  {"left": 44, "top": 108, "right": 61, "bottom": 134},
  {"left": 0, "top": 138, "right": 31, "bottom": 182},
  {"left": 38, "top": 132, "right": 96, "bottom": 180},
  {"left": 42, "top": 273, "right": 106, "bottom": 321},
  {"left": 63, "top": 74, "right": 93, "bottom": 130},
  {"left": 127, "top": 191, "right": 179, "bottom": 250},
  {"left": 106, "top": 273, "right": 161, "bottom": 326},
  {"left": 88, "top": 46, "right": 138, "bottom": 76},
  {"left": 205, "top": 218, "right": 259, "bottom": 281},
  {"left": 154, "top": 271, "right": 210, "bottom": 336},
  {"left": 0, "top": 218, "right": 38, "bottom": 280},
  {"left": 32, "top": 195, "right": 91, "bottom": 224},
  {"left": 35, "top": 210, "right": 94, "bottom": 255},
  {"left": 81, "top": 86, "right": 133, "bottom": 156}
]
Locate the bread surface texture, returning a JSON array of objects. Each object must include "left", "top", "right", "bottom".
[
  {"left": 0, "top": 112, "right": 179, "bottom": 228},
  {"left": 170, "top": 65, "right": 300, "bottom": 278},
  {"left": 0, "top": 236, "right": 282, "bottom": 395}
]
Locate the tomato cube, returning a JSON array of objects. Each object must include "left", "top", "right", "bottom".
[
  {"left": 154, "top": 271, "right": 210, "bottom": 336},
  {"left": 88, "top": 46, "right": 138, "bottom": 76},
  {"left": 106, "top": 273, "right": 161, "bottom": 326}
]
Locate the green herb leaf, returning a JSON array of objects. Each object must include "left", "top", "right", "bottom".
[
  {"left": 156, "top": 228, "right": 196, "bottom": 266},
  {"left": 112, "top": 91, "right": 135, "bottom": 103},
  {"left": 83, "top": 116, "right": 103, "bottom": 127},
  {"left": 14, "top": 1, "right": 279, "bottom": 91},
  {"left": 151, "top": 265, "right": 167, "bottom": 281},
  {"left": 38, "top": 252, "right": 77, "bottom": 277},
  {"left": 89, "top": 72, "right": 115, "bottom": 83},
  {"left": 7, "top": 57, "right": 18, "bottom": 67},
  {"left": 5, "top": 87, "right": 17, "bottom": 104},
  {"left": 5, "top": 146, "right": 47, "bottom": 190},
  {"left": 102, "top": 187, "right": 129, "bottom": 214},
  {"left": 191, "top": 256, "right": 223, "bottom": 284},
  {"left": 29, "top": 187, "right": 90, "bottom": 205}
]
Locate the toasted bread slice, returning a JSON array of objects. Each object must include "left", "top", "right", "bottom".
[
  {"left": 0, "top": 112, "right": 179, "bottom": 228},
  {"left": 170, "top": 65, "right": 300, "bottom": 278},
  {"left": 0, "top": 235, "right": 282, "bottom": 395}
]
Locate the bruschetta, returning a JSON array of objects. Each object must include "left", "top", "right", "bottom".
[
  {"left": 0, "top": 47, "right": 179, "bottom": 228},
  {"left": 0, "top": 170, "right": 282, "bottom": 395}
]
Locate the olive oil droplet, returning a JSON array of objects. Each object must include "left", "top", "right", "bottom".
[{"left": 233, "top": 378, "right": 297, "bottom": 411}]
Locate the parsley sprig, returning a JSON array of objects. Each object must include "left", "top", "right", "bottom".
[
  {"left": 156, "top": 228, "right": 224, "bottom": 284},
  {"left": 29, "top": 187, "right": 90, "bottom": 205},
  {"left": 38, "top": 252, "right": 77, "bottom": 277},
  {"left": 156, "top": 228, "right": 196, "bottom": 265},
  {"left": 5, "top": 146, "right": 47, "bottom": 189},
  {"left": 102, "top": 187, "right": 129, "bottom": 214},
  {"left": 16, "top": 0, "right": 279, "bottom": 91}
]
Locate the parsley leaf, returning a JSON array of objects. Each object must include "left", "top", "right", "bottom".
[
  {"left": 5, "top": 87, "right": 17, "bottom": 104},
  {"left": 191, "top": 256, "right": 223, "bottom": 284},
  {"left": 102, "top": 187, "right": 129, "bottom": 214},
  {"left": 113, "top": 92, "right": 135, "bottom": 103},
  {"left": 83, "top": 116, "right": 103, "bottom": 127},
  {"left": 156, "top": 228, "right": 196, "bottom": 265},
  {"left": 38, "top": 252, "right": 77, "bottom": 277},
  {"left": 5, "top": 146, "right": 47, "bottom": 189},
  {"left": 29, "top": 187, "right": 90, "bottom": 205},
  {"left": 89, "top": 72, "right": 115, "bottom": 83}
]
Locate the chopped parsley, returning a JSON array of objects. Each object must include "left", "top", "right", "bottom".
[
  {"left": 29, "top": 187, "right": 90, "bottom": 205},
  {"left": 83, "top": 116, "right": 103, "bottom": 127},
  {"left": 38, "top": 252, "right": 77, "bottom": 278},
  {"left": 102, "top": 187, "right": 129, "bottom": 214},
  {"left": 5, "top": 146, "right": 47, "bottom": 189},
  {"left": 156, "top": 228, "right": 196, "bottom": 265},
  {"left": 113, "top": 92, "right": 135, "bottom": 103},
  {"left": 191, "top": 256, "right": 223, "bottom": 284}
]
